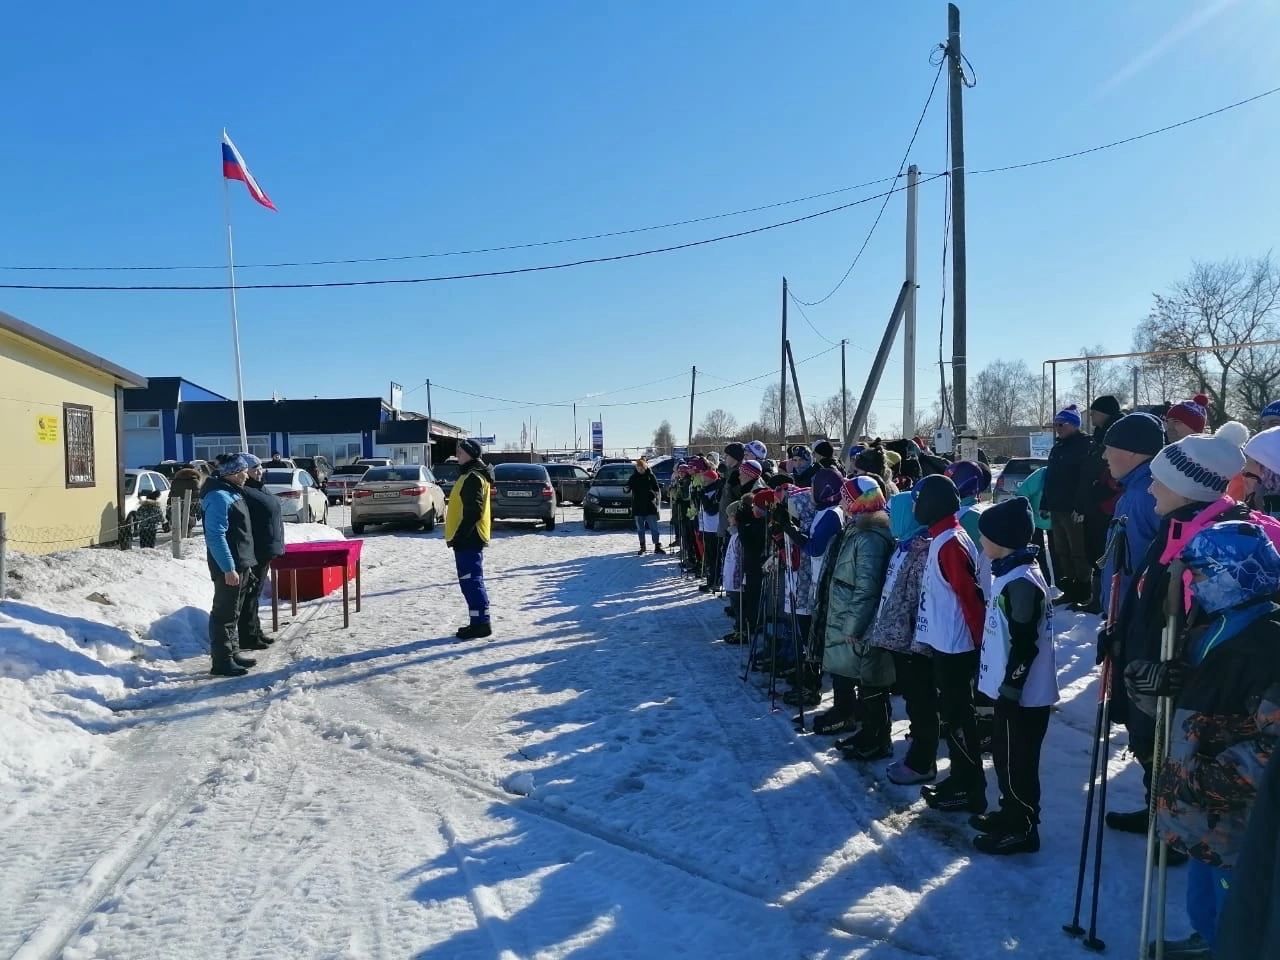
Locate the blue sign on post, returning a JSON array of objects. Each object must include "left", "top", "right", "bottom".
[
  {"left": 467, "top": 436, "right": 496, "bottom": 446},
  {"left": 590, "top": 421, "right": 604, "bottom": 455},
  {"left": 673, "top": 446, "right": 688, "bottom": 458}
]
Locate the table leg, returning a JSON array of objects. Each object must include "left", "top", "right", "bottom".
[
  {"left": 356, "top": 559, "right": 362, "bottom": 613},
  {"left": 271, "top": 566, "right": 279, "bottom": 632},
  {"left": 342, "top": 565, "right": 350, "bottom": 629},
  {"left": 291, "top": 570, "right": 298, "bottom": 618}
]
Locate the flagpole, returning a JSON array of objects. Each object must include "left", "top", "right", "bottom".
[{"left": 222, "top": 170, "right": 249, "bottom": 452}]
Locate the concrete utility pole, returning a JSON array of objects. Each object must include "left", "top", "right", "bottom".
[
  {"left": 425, "top": 379, "right": 434, "bottom": 469},
  {"left": 904, "top": 164, "right": 919, "bottom": 436},
  {"left": 786, "top": 341, "right": 810, "bottom": 440},
  {"left": 780, "top": 277, "right": 789, "bottom": 450},
  {"left": 687, "top": 366, "right": 697, "bottom": 448},
  {"left": 841, "top": 340, "right": 849, "bottom": 441},
  {"left": 946, "top": 3, "right": 969, "bottom": 457}
]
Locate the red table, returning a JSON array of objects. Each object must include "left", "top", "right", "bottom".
[{"left": 269, "top": 540, "right": 364, "bottom": 630}]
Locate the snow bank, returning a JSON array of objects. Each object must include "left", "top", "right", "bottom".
[{"left": 0, "top": 524, "right": 345, "bottom": 807}]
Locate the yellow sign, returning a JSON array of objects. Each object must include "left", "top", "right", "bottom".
[{"left": 37, "top": 415, "right": 59, "bottom": 444}]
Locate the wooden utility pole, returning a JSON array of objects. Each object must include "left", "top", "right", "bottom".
[
  {"left": 841, "top": 340, "right": 849, "bottom": 441},
  {"left": 946, "top": 3, "right": 969, "bottom": 456},
  {"left": 786, "top": 341, "right": 810, "bottom": 440},
  {"left": 687, "top": 366, "right": 697, "bottom": 448},
  {"left": 780, "top": 277, "right": 788, "bottom": 449}
]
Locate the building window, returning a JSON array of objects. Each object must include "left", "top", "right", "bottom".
[
  {"left": 64, "top": 403, "right": 95, "bottom": 488},
  {"left": 124, "top": 411, "right": 161, "bottom": 430},
  {"left": 193, "top": 435, "right": 270, "bottom": 462}
]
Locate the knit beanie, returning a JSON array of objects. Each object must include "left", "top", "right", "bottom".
[
  {"left": 944, "top": 460, "right": 988, "bottom": 499},
  {"left": 1104, "top": 412, "right": 1166, "bottom": 457},
  {"left": 724, "top": 442, "right": 746, "bottom": 464},
  {"left": 846, "top": 444, "right": 866, "bottom": 462},
  {"left": 752, "top": 488, "right": 780, "bottom": 511},
  {"left": 812, "top": 467, "right": 844, "bottom": 508},
  {"left": 1244, "top": 426, "right": 1280, "bottom": 475},
  {"left": 687, "top": 456, "right": 708, "bottom": 472},
  {"left": 787, "top": 445, "right": 813, "bottom": 465},
  {"left": 745, "top": 440, "right": 769, "bottom": 461},
  {"left": 912, "top": 474, "right": 961, "bottom": 527},
  {"left": 840, "top": 476, "right": 887, "bottom": 516},
  {"left": 1263, "top": 400, "right": 1280, "bottom": 421},
  {"left": 761, "top": 458, "right": 777, "bottom": 476},
  {"left": 978, "top": 496, "right": 1034, "bottom": 551},
  {"left": 1149, "top": 421, "right": 1249, "bottom": 503},
  {"left": 1055, "top": 404, "right": 1082, "bottom": 429},
  {"left": 813, "top": 439, "right": 835, "bottom": 461},
  {"left": 1165, "top": 394, "right": 1209, "bottom": 434},
  {"left": 1181, "top": 520, "right": 1280, "bottom": 614},
  {"left": 766, "top": 472, "right": 793, "bottom": 490},
  {"left": 739, "top": 459, "right": 762, "bottom": 482},
  {"left": 854, "top": 445, "right": 887, "bottom": 477},
  {"left": 458, "top": 439, "right": 483, "bottom": 460},
  {"left": 1090, "top": 395, "right": 1122, "bottom": 419},
  {"left": 884, "top": 449, "right": 903, "bottom": 469},
  {"left": 705, "top": 452, "right": 721, "bottom": 468},
  {"left": 216, "top": 453, "right": 255, "bottom": 477}
]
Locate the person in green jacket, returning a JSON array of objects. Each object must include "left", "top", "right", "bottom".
[{"left": 1014, "top": 466, "right": 1055, "bottom": 585}]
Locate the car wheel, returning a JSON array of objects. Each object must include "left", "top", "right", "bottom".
[
  {"left": 422, "top": 509, "right": 437, "bottom": 532},
  {"left": 544, "top": 515, "right": 556, "bottom": 531},
  {"left": 351, "top": 522, "right": 365, "bottom": 535}
]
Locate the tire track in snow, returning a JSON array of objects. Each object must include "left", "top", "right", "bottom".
[{"left": 439, "top": 817, "right": 523, "bottom": 960}]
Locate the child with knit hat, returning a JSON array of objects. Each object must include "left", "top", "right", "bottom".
[
  {"left": 1242, "top": 426, "right": 1280, "bottom": 517},
  {"left": 1165, "top": 394, "right": 1210, "bottom": 442},
  {"left": 810, "top": 477, "right": 896, "bottom": 754},
  {"left": 1260, "top": 400, "right": 1280, "bottom": 430},
  {"left": 1106, "top": 421, "right": 1253, "bottom": 837},
  {"left": 971, "top": 496, "right": 1060, "bottom": 855}
]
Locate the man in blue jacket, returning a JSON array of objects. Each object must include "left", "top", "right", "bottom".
[{"left": 201, "top": 454, "right": 259, "bottom": 677}]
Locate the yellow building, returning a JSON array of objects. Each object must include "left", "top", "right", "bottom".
[{"left": 0, "top": 310, "right": 147, "bottom": 554}]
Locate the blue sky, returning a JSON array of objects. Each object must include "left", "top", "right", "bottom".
[{"left": 1, "top": 0, "right": 1276, "bottom": 450}]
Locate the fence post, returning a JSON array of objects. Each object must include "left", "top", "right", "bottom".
[
  {"left": 0, "top": 512, "right": 7, "bottom": 601},
  {"left": 170, "top": 498, "right": 183, "bottom": 559},
  {"left": 182, "top": 490, "right": 193, "bottom": 540}
]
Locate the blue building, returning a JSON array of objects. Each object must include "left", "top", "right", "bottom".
[{"left": 121, "top": 377, "right": 228, "bottom": 467}]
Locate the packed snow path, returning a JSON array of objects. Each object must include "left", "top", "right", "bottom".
[{"left": 2, "top": 511, "right": 1182, "bottom": 959}]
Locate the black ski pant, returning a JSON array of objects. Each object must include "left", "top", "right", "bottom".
[
  {"left": 993, "top": 699, "right": 1051, "bottom": 828},
  {"left": 209, "top": 570, "right": 252, "bottom": 668},
  {"left": 703, "top": 534, "right": 721, "bottom": 590},
  {"left": 893, "top": 651, "right": 939, "bottom": 772},
  {"left": 935, "top": 650, "right": 985, "bottom": 788},
  {"left": 741, "top": 567, "right": 762, "bottom": 632},
  {"left": 237, "top": 562, "right": 270, "bottom": 646}
]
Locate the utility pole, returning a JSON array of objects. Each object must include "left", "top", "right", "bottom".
[
  {"left": 1132, "top": 364, "right": 1140, "bottom": 408},
  {"left": 904, "top": 164, "right": 919, "bottom": 436},
  {"left": 840, "top": 340, "right": 849, "bottom": 441},
  {"left": 573, "top": 402, "right": 578, "bottom": 452},
  {"left": 687, "top": 365, "right": 697, "bottom": 449},
  {"left": 780, "top": 277, "right": 789, "bottom": 451},
  {"left": 425, "top": 379, "right": 434, "bottom": 470},
  {"left": 786, "top": 341, "right": 810, "bottom": 440},
  {"left": 946, "top": 4, "right": 969, "bottom": 458}
]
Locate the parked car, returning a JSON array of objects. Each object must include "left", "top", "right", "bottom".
[
  {"left": 648, "top": 456, "right": 675, "bottom": 504},
  {"left": 350, "top": 465, "right": 446, "bottom": 534},
  {"left": 583, "top": 462, "right": 636, "bottom": 530},
  {"left": 292, "top": 455, "right": 333, "bottom": 489},
  {"left": 123, "top": 469, "right": 172, "bottom": 533},
  {"left": 432, "top": 460, "right": 462, "bottom": 500},
  {"left": 357, "top": 457, "right": 394, "bottom": 468},
  {"left": 326, "top": 464, "right": 370, "bottom": 504},
  {"left": 261, "top": 468, "right": 329, "bottom": 524},
  {"left": 544, "top": 463, "right": 592, "bottom": 505},
  {"left": 150, "top": 459, "right": 212, "bottom": 483},
  {"left": 993, "top": 457, "right": 1049, "bottom": 503},
  {"left": 491, "top": 463, "right": 557, "bottom": 531}
]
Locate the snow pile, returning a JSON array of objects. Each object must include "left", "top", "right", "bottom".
[{"left": 0, "top": 524, "right": 345, "bottom": 808}]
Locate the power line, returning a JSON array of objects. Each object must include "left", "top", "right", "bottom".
[
  {"left": 0, "top": 177, "right": 947, "bottom": 293},
  {"left": 785, "top": 295, "right": 838, "bottom": 347},
  {"left": 789, "top": 53, "right": 946, "bottom": 308}
]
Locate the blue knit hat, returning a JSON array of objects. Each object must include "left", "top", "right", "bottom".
[
  {"left": 1262, "top": 400, "right": 1280, "bottom": 421},
  {"left": 944, "top": 459, "right": 988, "bottom": 499},
  {"left": 1182, "top": 520, "right": 1280, "bottom": 614},
  {"left": 1055, "top": 404, "right": 1082, "bottom": 429},
  {"left": 216, "top": 453, "right": 255, "bottom": 477}
]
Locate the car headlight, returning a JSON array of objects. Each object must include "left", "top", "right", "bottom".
[{"left": 586, "top": 493, "right": 599, "bottom": 504}]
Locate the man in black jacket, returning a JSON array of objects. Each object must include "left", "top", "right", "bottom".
[
  {"left": 237, "top": 455, "right": 287, "bottom": 651},
  {"left": 625, "top": 459, "right": 664, "bottom": 555},
  {"left": 1041, "top": 405, "right": 1093, "bottom": 605},
  {"left": 1073, "top": 396, "right": 1124, "bottom": 612},
  {"left": 445, "top": 441, "right": 495, "bottom": 640}
]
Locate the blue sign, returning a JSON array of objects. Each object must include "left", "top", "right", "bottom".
[
  {"left": 673, "top": 446, "right": 689, "bottom": 458},
  {"left": 467, "top": 436, "right": 496, "bottom": 446},
  {"left": 590, "top": 421, "right": 604, "bottom": 455}
]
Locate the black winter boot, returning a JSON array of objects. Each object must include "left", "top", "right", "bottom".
[
  {"left": 232, "top": 653, "right": 257, "bottom": 668},
  {"left": 973, "top": 823, "right": 1040, "bottom": 856},
  {"left": 456, "top": 623, "right": 493, "bottom": 640},
  {"left": 839, "top": 690, "right": 893, "bottom": 760},
  {"left": 210, "top": 660, "right": 249, "bottom": 678},
  {"left": 1053, "top": 578, "right": 1081, "bottom": 607},
  {"left": 922, "top": 776, "right": 988, "bottom": 814},
  {"left": 1105, "top": 808, "right": 1149, "bottom": 833}
]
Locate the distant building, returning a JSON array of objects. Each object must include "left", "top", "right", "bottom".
[
  {"left": 121, "top": 376, "right": 228, "bottom": 467},
  {"left": 0, "top": 310, "right": 147, "bottom": 553}
]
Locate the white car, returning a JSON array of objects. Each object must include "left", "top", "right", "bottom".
[
  {"left": 260, "top": 468, "right": 329, "bottom": 524},
  {"left": 123, "top": 469, "right": 172, "bottom": 532}
]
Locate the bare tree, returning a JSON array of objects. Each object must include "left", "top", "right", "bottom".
[
  {"left": 652, "top": 420, "right": 676, "bottom": 453},
  {"left": 698, "top": 408, "right": 738, "bottom": 441},
  {"left": 1131, "top": 320, "right": 1197, "bottom": 409},
  {"left": 1141, "top": 255, "right": 1280, "bottom": 424},
  {"left": 1069, "top": 345, "right": 1132, "bottom": 412},
  {"left": 971, "top": 359, "right": 1039, "bottom": 437},
  {"left": 807, "top": 391, "right": 853, "bottom": 440},
  {"left": 758, "top": 381, "right": 805, "bottom": 441}
]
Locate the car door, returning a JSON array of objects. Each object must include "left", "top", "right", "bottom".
[
  {"left": 423, "top": 469, "right": 444, "bottom": 515},
  {"left": 152, "top": 473, "right": 171, "bottom": 518}
]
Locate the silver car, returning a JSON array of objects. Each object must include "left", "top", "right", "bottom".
[
  {"left": 350, "top": 465, "right": 446, "bottom": 534},
  {"left": 491, "top": 463, "right": 557, "bottom": 531}
]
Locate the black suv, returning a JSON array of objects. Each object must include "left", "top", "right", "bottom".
[{"left": 292, "top": 456, "right": 333, "bottom": 488}]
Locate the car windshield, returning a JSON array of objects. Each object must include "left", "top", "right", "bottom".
[
  {"left": 544, "top": 465, "right": 579, "bottom": 479},
  {"left": 125, "top": 475, "right": 138, "bottom": 494},
  {"left": 364, "top": 467, "right": 422, "bottom": 482},
  {"left": 593, "top": 465, "right": 633, "bottom": 483},
  {"left": 494, "top": 465, "right": 548, "bottom": 482},
  {"left": 1005, "top": 458, "right": 1047, "bottom": 474},
  {"left": 263, "top": 470, "right": 296, "bottom": 485},
  {"left": 332, "top": 465, "right": 368, "bottom": 476},
  {"left": 432, "top": 464, "right": 461, "bottom": 481}
]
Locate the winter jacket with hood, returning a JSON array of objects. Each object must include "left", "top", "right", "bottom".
[
  {"left": 241, "top": 477, "right": 286, "bottom": 566},
  {"left": 445, "top": 460, "right": 494, "bottom": 551},
  {"left": 625, "top": 468, "right": 661, "bottom": 516},
  {"left": 717, "top": 465, "right": 744, "bottom": 537},
  {"left": 1216, "top": 748, "right": 1280, "bottom": 960},
  {"left": 866, "top": 494, "right": 933, "bottom": 656},
  {"left": 1041, "top": 430, "right": 1093, "bottom": 514},
  {"left": 1155, "top": 605, "right": 1280, "bottom": 869},
  {"left": 1100, "top": 458, "right": 1160, "bottom": 614},
  {"left": 200, "top": 476, "right": 256, "bottom": 578},
  {"left": 818, "top": 513, "right": 896, "bottom": 684}
]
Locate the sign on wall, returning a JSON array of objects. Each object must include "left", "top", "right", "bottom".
[
  {"left": 1029, "top": 432, "right": 1054, "bottom": 458},
  {"left": 467, "top": 436, "right": 496, "bottom": 446},
  {"left": 36, "top": 415, "right": 59, "bottom": 444}
]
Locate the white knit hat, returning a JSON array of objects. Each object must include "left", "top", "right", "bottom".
[
  {"left": 1245, "top": 426, "right": 1280, "bottom": 475},
  {"left": 745, "top": 440, "right": 769, "bottom": 461},
  {"left": 1150, "top": 421, "right": 1249, "bottom": 503}
]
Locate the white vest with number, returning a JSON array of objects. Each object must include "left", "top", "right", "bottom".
[
  {"left": 978, "top": 562, "right": 1060, "bottom": 707},
  {"left": 915, "top": 525, "right": 980, "bottom": 654}
]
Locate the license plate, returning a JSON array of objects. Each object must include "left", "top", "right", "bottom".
[
  {"left": 507, "top": 490, "right": 533, "bottom": 498},
  {"left": 604, "top": 508, "right": 629, "bottom": 515},
  {"left": 373, "top": 491, "right": 399, "bottom": 499}
]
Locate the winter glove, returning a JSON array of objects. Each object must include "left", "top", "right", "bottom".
[
  {"left": 1072, "top": 512, "right": 1085, "bottom": 524},
  {"left": 1095, "top": 625, "right": 1121, "bottom": 665},
  {"left": 999, "top": 644, "right": 1038, "bottom": 704},
  {"left": 1124, "top": 659, "right": 1189, "bottom": 698}
]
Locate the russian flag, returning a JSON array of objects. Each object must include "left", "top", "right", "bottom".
[{"left": 221, "top": 131, "right": 276, "bottom": 211}]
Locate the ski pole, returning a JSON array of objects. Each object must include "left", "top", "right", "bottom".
[{"left": 1064, "top": 661, "right": 1108, "bottom": 940}]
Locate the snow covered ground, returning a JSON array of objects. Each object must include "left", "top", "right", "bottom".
[{"left": 1, "top": 510, "right": 1184, "bottom": 959}]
